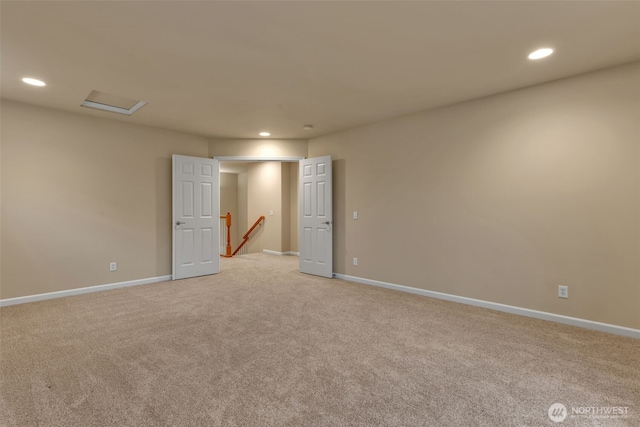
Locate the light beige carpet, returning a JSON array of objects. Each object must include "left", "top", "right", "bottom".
[{"left": 1, "top": 253, "right": 638, "bottom": 426}]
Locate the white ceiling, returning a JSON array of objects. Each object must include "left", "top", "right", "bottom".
[{"left": 2, "top": 1, "right": 639, "bottom": 139}]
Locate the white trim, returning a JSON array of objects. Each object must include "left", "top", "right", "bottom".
[
  {"left": 0, "top": 275, "right": 172, "bottom": 307},
  {"left": 262, "top": 249, "right": 299, "bottom": 256},
  {"left": 213, "top": 156, "right": 305, "bottom": 162},
  {"left": 80, "top": 100, "right": 147, "bottom": 116},
  {"left": 333, "top": 273, "right": 640, "bottom": 339}
]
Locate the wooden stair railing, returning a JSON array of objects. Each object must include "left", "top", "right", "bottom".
[
  {"left": 232, "top": 216, "right": 265, "bottom": 256},
  {"left": 219, "top": 212, "right": 233, "bottom": 257}
]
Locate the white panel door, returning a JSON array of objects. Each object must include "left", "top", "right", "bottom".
[
  {"left": 173, "top": 155, "right": 220, "bottom": 280},
  {"left": 299, "top": 155, "right": 332, "bottom": 278}
]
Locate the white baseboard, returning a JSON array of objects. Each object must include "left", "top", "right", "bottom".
[
  {"left": 0, "top": 275, "right": 172, "bottom": 307},
  {"left": 262, "top": 250, "right": 299, "bottom": 256},
  {"left": 334, "top": 273, "right": 640, "bottom": 339}
]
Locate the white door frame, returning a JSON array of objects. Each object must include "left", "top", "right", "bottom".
[{"left": 214, "top": 156, "right": 305, "bottom": 162}]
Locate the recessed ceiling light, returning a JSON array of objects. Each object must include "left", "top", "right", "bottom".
[
  {"left": 303, "top": 125, "right": 314, "bottom": 131},
  {"left": 528, "top": 48, "right": 554, "bottom": 60},
  {"left": 259, "top": 132, "right": 271, "bottom": 137},
  {"left": 22, "top": 77, "right": 46, "bottom": 87}
]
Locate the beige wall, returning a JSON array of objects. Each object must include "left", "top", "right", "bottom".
[
  {"left": 220, "top": 172, "right": 239, "bottom": 249},
  {"left": 246, "top": 162, "right": 282, "bottom": 253},
  {"left": 243, "top": 162, "right": 299, "bottom": 254},
  {"left": 0, "top": 117, "right": 3, "bottom": 292},
  {"left": 309, "top": 62, "right": 640, "bottom": 329},
  {"left": 281, "top": 163, "right": 291, "bottom": 252},
  {"left": 1, "top": 100, "right": 209, "bottom": 299},
  {"left": 289, "top": 162, "right": 299, "bottom": 253},
  {"left": 237, "top": 172, "right": 248, "bottom": 240},
  {"left": 209, "top": 138, "right": 307, "bottom": 158}
]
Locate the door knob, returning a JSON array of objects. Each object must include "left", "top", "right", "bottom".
[
  {"left": 322, "top": 221, "right": 332, "bottom": 225},
  {"left": 176, "top": 221, "right": 185, "bottom": 226}
]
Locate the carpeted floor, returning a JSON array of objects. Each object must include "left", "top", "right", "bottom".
[{"left": 0, "top": 253, "right": 638, "bottom": 426}]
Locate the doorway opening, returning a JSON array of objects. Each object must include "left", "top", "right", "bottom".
[
  {"left": 217, "top": 157, "right": 303, "bottom": 259},
  {"left": 172, "top": 154, "right": 332, "bottom": 280}
]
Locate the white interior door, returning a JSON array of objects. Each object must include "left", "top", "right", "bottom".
[
  {"left": 172, "top": 155, "right": 220, "bottom": 280},
  {"left": 299, "top": 155, "right": 333, "bottom": 278}
]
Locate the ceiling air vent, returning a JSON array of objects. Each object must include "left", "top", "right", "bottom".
[{"left": 81, "top": 90, "right": 147, "bottom": 115}]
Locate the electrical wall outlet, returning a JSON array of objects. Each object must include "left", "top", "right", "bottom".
[
  {"left": 353, "top": 257, "right": 358, "bottom": 266},
  {"left": 110, "top": 262, "right": 117, "bottom": 272},
  {"left": 558, "top": 285, "right": 568, "bottom": 299},
  {"left": 353, "top": 211, "right": 358, "bottom": 220}
]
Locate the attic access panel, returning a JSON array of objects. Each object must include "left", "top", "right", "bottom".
[{"left": 81, "top": 90, "right": 147, "bottom": 115}]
